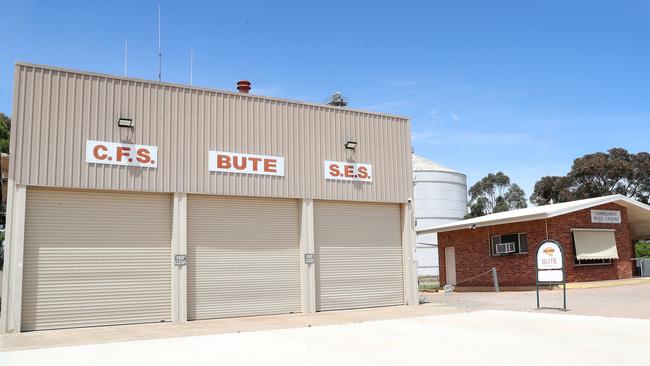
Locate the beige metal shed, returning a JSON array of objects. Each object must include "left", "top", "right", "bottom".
[{"left": 0, "top": 63, "right": 418, "bottom": 333}]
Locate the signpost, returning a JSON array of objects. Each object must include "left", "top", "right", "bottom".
[{"left": 535, "top": 240, "right": 567, "bottom": 311}]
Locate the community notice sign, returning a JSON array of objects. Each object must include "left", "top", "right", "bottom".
[
  {"left": 535, "top": 240, "right": 567, "bottom": 310},
  {"left": 591, "top": 210, "right": 621, "bottom": 224}
]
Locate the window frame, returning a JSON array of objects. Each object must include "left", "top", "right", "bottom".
[
  {"left": 574, "top": 258, "right": 612, "bottom": 266},
  {"left": 490, "top": 233, "right": 528, "bottom": 256},
  {"left": 571, "top": 230, "right": 614, "bottom": 267}
]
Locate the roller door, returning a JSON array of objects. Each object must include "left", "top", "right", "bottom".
[
  {"left": 315, "top": 201, "right": 404, "bottom": 311},
  {"left": 187, "top": 195, "right": 301, "bottom": 320},
  {"left": 21, "top": 188, "right": 172, "bottom": 331}
]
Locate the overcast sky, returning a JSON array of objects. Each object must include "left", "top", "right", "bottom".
[{"left": 1, "top": 1, "right": 649, "bottom": 199}]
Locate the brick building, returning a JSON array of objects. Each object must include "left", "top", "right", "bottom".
[{"left": 417, "top": 195, "right": 650, "bottom": 289}]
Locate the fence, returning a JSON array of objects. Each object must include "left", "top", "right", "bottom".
[{"left": 632, "top": 258, "right": 650, "bottom": 277}]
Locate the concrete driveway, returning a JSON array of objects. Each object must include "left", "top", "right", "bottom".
[{"left": 1, "top": 310, "right": 646, "bottom": 366}]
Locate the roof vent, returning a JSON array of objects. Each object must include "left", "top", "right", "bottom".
[
  {"left": 324, "top": 92, "right": 348, "bottom": 107},
  {"left": 237, "top": 80, "right": 251, "bottom": 93}
]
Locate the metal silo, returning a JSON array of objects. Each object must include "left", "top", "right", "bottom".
[{"left": 412, "top": 154, "right": 467, "bottom": 278}]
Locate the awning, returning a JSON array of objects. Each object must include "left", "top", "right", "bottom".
[{"left": 573, "top": 229, "right": 619, "bottom": 260}]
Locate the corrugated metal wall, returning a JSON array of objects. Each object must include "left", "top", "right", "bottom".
[{"left": 10, "top": 63, "right": 412, "bottom": 203}]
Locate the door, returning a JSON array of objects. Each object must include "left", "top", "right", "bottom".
[
  {"left": 21, "top": 188, "right": 172, "bottom": 331},
  {"left": 187, "top": 195, "right": 301, "bottom": 320},
  {"left": 314, "top": 200, "right": 404, "bottom": 312},
  {"left": 445, "top": 246, "right": 457, "bottom": 286}
]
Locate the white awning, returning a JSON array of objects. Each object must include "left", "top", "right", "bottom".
[{"left": 573, "top": 229, "right": 619, "bottom": 260}]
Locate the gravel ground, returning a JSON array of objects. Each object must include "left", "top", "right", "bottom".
[{"left": 424, "top": 283, "right": 650, "bottom": 319}]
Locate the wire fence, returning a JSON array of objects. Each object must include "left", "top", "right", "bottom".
[
  {"left": 443, "top": 267, "right": 500, "bottom": 294},
  {"left": 454, "top": 268, "right": 496, "bottom": 286}
]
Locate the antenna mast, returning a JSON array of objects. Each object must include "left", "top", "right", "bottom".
[
  {"left": 124, "top": 40, "right": 128, "bottom": 76},
  {"left": 190, "top": 50, "right": 193, "bottom": 85},
  {"left": 157, "top": 5, "right": 162, "bottom": 81}
]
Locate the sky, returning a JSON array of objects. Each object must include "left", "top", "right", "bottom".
[{"left": 1, "top": 0, "right": 649, "bottom": 200}]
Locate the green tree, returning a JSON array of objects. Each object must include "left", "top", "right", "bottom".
[
  {"left": 466, "top": 172, "right": 528, "bottom": 218},
  {"left": 530, "top": 148, "right": 650, "bottom": 205},
  {"left": 636, "top": 240, "right": 650, "bottom": 258},
  {"left": 0, "top": 113, "right": 10, "bottom": 153},
  {"left": 530, "top": 176, "right": 574, "bottom": 205}
]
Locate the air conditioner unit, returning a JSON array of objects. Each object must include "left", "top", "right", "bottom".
[{"left": 495, "top": 242, "right": 516, "bottom": 255}]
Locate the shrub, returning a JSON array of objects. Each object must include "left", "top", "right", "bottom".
[{"left": 636, "top": 240, "right": 650, "bottom": 258}]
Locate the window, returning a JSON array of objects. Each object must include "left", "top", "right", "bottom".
[
  {"left": 491, "top": 233, "right": 528, "bottom": 256},
  {"left": 572, "top": 230, "right": 614, "bottom": 266},
  {"left": 575, "top": 258, "right": 612, "bottom": 266}
]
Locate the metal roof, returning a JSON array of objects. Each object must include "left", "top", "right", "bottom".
[
  {"left": 15, "top": 62, "right": 409, "bottom": 121},
  {"left": 417, "top": 194, "right": 650, "bottom": 240},
  {"left": 412, "top": 154, "right": 463, "bottom": 174}
]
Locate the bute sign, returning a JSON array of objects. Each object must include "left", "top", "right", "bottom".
[
  {"left": 209, "top": 151, "right": 285, "bottom": 176},
  {"left": 535, "top": 240, "right": 567, "bottom": 310},
  {"left": 536, "top": 240, "right": 564, "bottom": 283}
]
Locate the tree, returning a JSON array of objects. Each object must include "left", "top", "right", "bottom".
[
  {"left": 530, "top": 148, "right": 650, "bottom": 205},
  {"left": 466, "top": 172, "right": 528, "bottom": 218},
  {"left": 0, "top": 113, "right": 10, "bottom": 153},
  {"left": 636, "top": 240, "right": 650, "bottom": 258},
  {"left": 529, "top": 176, "right": 574, "bottom": 205}
]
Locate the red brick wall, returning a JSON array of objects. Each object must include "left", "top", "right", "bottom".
[{"left": 437, "top": 203, "right": 635, "bottom": 287}]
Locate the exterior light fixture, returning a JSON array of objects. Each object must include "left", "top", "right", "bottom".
[
  {"left": 344, "top": 141, "right": 357, "bottom": 150},
  {"left": 118, "top": 118, "right": 134, "bottom": 128}
]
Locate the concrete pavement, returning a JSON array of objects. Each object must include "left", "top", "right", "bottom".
[
  {"left": 1, "top": 304, "right": 462, "bottom": 351},
  {"left": 1, "top": 310, "right": 646, "bottom": 366}
]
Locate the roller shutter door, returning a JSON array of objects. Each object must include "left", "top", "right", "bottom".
[
  {"left": 187, "top": 196, "right": 301, "bottom": 320},
  {"left": 315, "top": 201, "right": 404, "bottom": 311},
  {"left": 21, "top": 188, "right": 172, "bottom": 331}
]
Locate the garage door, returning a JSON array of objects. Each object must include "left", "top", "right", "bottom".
[
  {"left": 187, "top": 195, "right": 301, "bottom": 320},
  {"left": 314, "top": 201, "right": 404, "bottom": 311},
  {"left": 21, "top": 188, "right": 172, "bottom": 331}
]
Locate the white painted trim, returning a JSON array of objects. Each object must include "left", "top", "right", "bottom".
[
  {"left": 171, "top": 193, "right": 187, "bottom": 322},
  {"left": 0, "top": 181, "right": 26, "bottom": 333},
  {"left": 401, "top": 203, "right": 418, "bottom": 306},
  {"left": 418, "top": 194, "right": 650, "bottom": 235},
  {"left": 299, "top": 199, "right": 316, "bottom": 313},
  {"left": 418, "top": 214, "right": 547, "bottom": 234}
]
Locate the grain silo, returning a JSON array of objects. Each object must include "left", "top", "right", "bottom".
[{"left": 412, "top": 155, "right": 467, "bottom": 279}]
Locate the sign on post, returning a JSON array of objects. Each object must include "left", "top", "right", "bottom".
[{"left": 535, "top": 240, "right": 567, "bottom": 310}]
